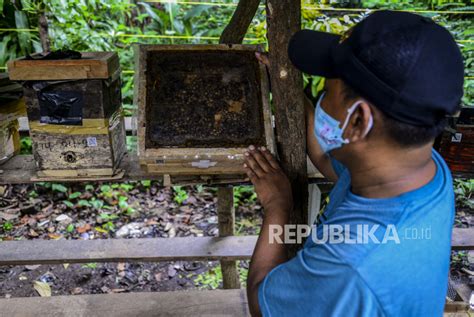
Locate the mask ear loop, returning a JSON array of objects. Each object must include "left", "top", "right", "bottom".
[{"left": 340, "top": 101, "right": 373, "bottom": 143}]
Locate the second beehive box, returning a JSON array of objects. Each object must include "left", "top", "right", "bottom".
[
  {"left": 135, "top": 44, "right": 275, "bottom": 175},
  {"left": 7, "top": 52, "right": 126, "bottom": 178}
]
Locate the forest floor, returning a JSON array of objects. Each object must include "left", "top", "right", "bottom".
[{"left": 0, "top": 180, "right": 472, "bottom": 300}]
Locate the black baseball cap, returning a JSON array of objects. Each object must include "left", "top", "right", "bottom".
[{"left": 288, "top": 10, "right": 465, "bottom": 127}]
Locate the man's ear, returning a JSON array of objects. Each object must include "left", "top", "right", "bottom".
[{"left": 344, "top": 102, "right": 373, "bottom": 143}]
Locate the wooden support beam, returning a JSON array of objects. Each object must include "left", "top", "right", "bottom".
[
  {"left": 219, "top": 0, "right": 261, "bottom": 44},
  {"left": 0, "top": 236, "right": 258, "bottom": 265},
  {"left": 266, "top": 0, "right": 308, "bottom": 254},
  {"left": 218, "top": 0, "right": 261, "bottom": 290},
  {"left": 0, "top": 289, "right": 250, "bottom": 317},
  {"left": 218, "top": 187, "right": 241, "bottom": 289},
  {"left": 1, "top": 228, "right": 472, "bottom": 266}
]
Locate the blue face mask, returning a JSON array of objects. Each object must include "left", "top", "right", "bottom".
[{"left": 314, "top": 92, "right": 373, "bottom": 154}]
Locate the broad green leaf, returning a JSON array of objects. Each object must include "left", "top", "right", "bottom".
[{"left": 52, "top": 183, "right": 68, "bottom": 193}]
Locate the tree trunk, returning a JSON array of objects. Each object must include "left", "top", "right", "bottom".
[
  {"left": 219, "top": 0, "right": 261, "bottom": 44},
  {"left": 266, "top": 0, "right": 308, "bottom": 255}
]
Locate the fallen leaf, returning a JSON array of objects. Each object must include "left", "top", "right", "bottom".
[
  {"left": 28, "top": 229, "right": 39, "bottom": 237},
  {"left": 25, "top": 265, "right": 41, "bottom": 271},
  {"left": 47, "top": 233, "right": 63, "bottom": 240},
  {"left": 117, "top": 263, "right": 126, "bottom": 272},
  {"left": 63, "top": 263, "right": 70, "bottom": 270},
  {"left": 0, "top": 211, "right": 19, "bottom": 221},
  {"left": 155, "top": 272, "right": 163, "bottom": 281},
  {"left": 77, "top": 224, "right": 91, "bottom": 233},
  {"left": 33, "top": 281, "right": 51, "bottom": 297},
  {"left": 71, "top": 287, "right": 83, "bottom": 295}
]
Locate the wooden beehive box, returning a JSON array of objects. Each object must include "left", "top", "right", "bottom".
[
  {"left": 438, "top": 107, "right": 474, "bottom": 177},
  {"left": 135, "top": 44, "right": 275, "bottom": 175},
  {"left": 0, "top": 73, "right": 25, "bottom": 165},
  {"left": 7, "top": 52, "right": 126, "bottom": 179}
]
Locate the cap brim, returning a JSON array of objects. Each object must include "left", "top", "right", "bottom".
[{"left": 288, "top": 29, "right": 340, "bottom": 78}]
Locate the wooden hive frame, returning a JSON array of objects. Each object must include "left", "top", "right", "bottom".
[{"left": 134, "top": 44, "right": 275, "bottom": 175}]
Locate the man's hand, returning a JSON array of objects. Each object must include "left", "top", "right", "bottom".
[
  {"left": 244, "top": 145, "right": 291, "bottom": 317},
  {"left": 243, "top": 145, "right": 293, "bottom": 214}
]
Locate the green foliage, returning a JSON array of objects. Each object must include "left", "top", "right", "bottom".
[
  {"left": 82, "top": 262, "right": 97, "bottom": 269},
  {"left": 233, "top": 185, "right": 257, "bottom": 207},
  {"left": 454, "top": 179, "right": 474, "bottom": 210},
  {"left": 2, "top": 221, "right": 13, "bottom": 231},
  {"left": 173, "top": 186, "right": 189, "bottom": 205},
  {"left": 51, "top": 183, "right": 68, "bottom": 193},
  {"left": 66, "top": 223, "right": 74, "bottom": 233},
  {"left": 20, "top": 137, "right": 32, "bottom": 154},
  {"left": 193, "top": 264, "right": 249, "bottom": 289}
]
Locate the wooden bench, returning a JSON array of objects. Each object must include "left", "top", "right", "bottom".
[{"left": 0, "top": 289, "right": 250, "bottom": 317}]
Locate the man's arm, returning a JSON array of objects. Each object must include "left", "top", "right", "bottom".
[
  {"left": 243, "top": 146, "right": 292, "bottom": 316},
  {"left": 305, "top": 95, "right": 338, "bottom": 182}
]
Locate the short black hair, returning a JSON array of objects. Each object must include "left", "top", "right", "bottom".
[{"left": 341, "top": 81, "right": 446, "bottom": 147}]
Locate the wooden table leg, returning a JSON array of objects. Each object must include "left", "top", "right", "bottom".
[{"left": 217, "top": 186, "right": 240, "bottom": 289}]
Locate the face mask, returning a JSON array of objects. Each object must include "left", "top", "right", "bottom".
[{"left": 314, "top": 92, "right": 373, "bottom": 154}]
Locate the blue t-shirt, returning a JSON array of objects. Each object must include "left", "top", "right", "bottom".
[{"left": 258, "top": 150, "right": 454, "bottom": 316}]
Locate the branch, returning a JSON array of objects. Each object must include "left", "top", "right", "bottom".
[
  {"left": 219, "top": 0, "right": 261, "bottom": 44},
  {"left": 38, "top": 12, "right": 50, "bottom": 53}
]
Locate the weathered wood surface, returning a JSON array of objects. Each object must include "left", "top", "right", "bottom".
[
  {"left": 451, "top": 228, "right": 474, "bottom": 250},
  {"left": 218, "top": 186, "right": 241, "bottom": 289},
  {"left": 7, "top": 52, "right": 119, "bottom": 80},
  {"left": 1, "top": 228, "right": 471, "bottom": 266},
  {"left": 0, "top": 289, "right": 250, "bottom": 317},
  {"left": 444, "top": 301, "right": 471, "bottom": 315},
  {"left": 438, "top": 125, "right": 474, "bottom": 178},
  {"left": 266, "top": 0, "right": 308, "bottom": 254},
  {"left": 0, "top": 236, "right": 258, "bottom": 265},
  {"left": 219, "top": 0, "right": 261, "bottom": 44},
  {"left": 0, "top": 154, "right": 327, "bottom": 185}
]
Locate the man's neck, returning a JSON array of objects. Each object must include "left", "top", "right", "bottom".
[{"left": 344, "top": 144, "right": 436, "bottom": 199}]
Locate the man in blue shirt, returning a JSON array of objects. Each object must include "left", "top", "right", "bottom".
[{"left": 242, "top": 11, "right": 464, "bottom": 316}]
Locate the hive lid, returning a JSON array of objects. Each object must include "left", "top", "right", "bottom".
[{"left": 7, "top": 52, "right": 120, "bottom": 81}]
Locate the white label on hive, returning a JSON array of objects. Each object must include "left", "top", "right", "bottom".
[
  {"left": 87, "top": 137, "right": 98, "bottom": 147},
  {"left": 191, "top": 160, "right": 217, "bottom": 169},
  {"left": 451, "top": 133, "right": 462, "bottom": 143}
]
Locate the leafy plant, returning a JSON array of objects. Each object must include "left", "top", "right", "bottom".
[
  {"left": 173, "top": 186, "right": 189, "bottom": 205},
  {"left": 2, "top": 221, "right": 13, "bottom": 231},
  {"left": 454, "top": 179, "right": 474, "bottom": 210},
  {"left": 233, "top": 186, "right": 257, "bottom": 207},
  {"left": 193, "top": 264, "right": 249, "bottom": 289}
]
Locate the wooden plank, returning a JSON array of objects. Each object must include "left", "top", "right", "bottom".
[
  {"left": 451, "top": 228, "right": 474, "bottom": 250},
  {"left": 0, "top": 289, "right": 250, "bottom": 317},
  {"left": 266, "top": 0, "right": 308, "bottom": 256},
  {"left": 218, "top": 186, "right": 241, "bottom": 289},
  {"left": 7, "top": 52, "right": 117, "bottom": 80},
  {"left": 0, "top": 154, "right": 324, "bottom": 185},
  {"left": 0, "top": 236, "right": 258, "bottom": 265},
  {"left": 19, "top": 116, "right": 134, "bottom": 132},
  {"left": 0, "top": 228, "right": 472, "bottom": 265}
]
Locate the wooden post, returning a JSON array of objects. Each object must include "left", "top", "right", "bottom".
[
  {"left": 266, "top": 0, "right": 308, "bottom": 255},
  {"left": 218, "top": 0, "right": 260, "bottom": 289},
  {"left": 217, "top": 186, "right": 240, "bottom": 289}
]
